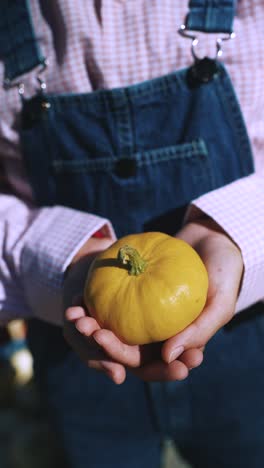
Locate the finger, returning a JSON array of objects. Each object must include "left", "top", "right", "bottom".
[
  {"left": 65, "top": 306, "right": 86, "bottom": 322},
  {"left": 63, "top": 321, "right": 105, "bottom": 360},
  {"left": 88, "top": 360, "right": 126, "bottom": 385},
  {"left": 63, "top": 319, "right": 128, "bottom": 385},
  {"left": 75, "top": 316, "right": 101, "bottom": 335},
  {"left": 162, "top": 295, "right": 231, "bottom": 364},
  {"left": 132, "top": 359, "right": 189, "bottom": 382},
  {"left": 178, "top": 348, "right": 204, "bottom": 369},
  {"left": 64, "top": 321, "right": 126, "bottom": 383},
  {"left": 92, "top": 329, "right": 142, "bottom": 367},
  {"left": 75, "top": 317, "right": 140, "bottom": 374}
]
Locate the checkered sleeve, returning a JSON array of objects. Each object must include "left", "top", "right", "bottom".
[
  {"left": 0, "top": 195, "right": 115, "bottom": 325},
  {"left": 184, "top": 172, "right": 264, "bottom": 313}
]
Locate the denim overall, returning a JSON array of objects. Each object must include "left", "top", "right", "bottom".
[{"left": 2, "top": 2, "right": 264, "bottom": 467}]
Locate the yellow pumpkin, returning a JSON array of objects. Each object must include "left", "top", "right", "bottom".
[{"left": 84, "top": 232, "right": 208, "bottom": 345}]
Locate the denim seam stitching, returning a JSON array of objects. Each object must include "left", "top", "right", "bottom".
[
  {"left": 51, "top": 139, "right": 208, "bottom": 173},
  {"left": 214, "top": 67, "right": 254, "bottom": 175}
]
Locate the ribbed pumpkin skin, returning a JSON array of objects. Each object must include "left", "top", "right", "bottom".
[{"left": 84, "top": 232, "right": 208, "bottom": 345}]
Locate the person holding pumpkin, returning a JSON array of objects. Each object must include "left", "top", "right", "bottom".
[{"left": 1, "top": 1, "right": 264, "bottom": 467}]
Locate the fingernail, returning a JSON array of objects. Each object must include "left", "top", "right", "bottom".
[{"left": 168, "top": 345, "right": 184, "bottom": 363}]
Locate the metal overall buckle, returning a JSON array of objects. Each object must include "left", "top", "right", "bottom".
[
  {"left": 3, "top": 59, "right": 49, "bottom": 96},
  {"left": 4, "top": 59, "right": 51, "bottom": 129},
  {"left": 178, "top": 24, "right": 235, "bottom": 86}
]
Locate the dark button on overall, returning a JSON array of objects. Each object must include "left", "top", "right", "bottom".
[
  {"left": 115, "top": 158, "right": 137, "bottom": 178},
  {"left": 187, "top": 57, "right": 220, "bottom": 87}
]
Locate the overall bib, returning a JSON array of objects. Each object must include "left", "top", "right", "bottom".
[{"left": 2, "top": 2, "right": 264, "bottom": 467}]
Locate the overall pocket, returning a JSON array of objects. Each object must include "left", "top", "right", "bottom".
[{"left": 50, "top": 138, "right": 212, "bottom": 236}]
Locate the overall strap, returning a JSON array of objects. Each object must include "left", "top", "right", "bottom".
[
  {"left": 186, "top": 0, "right": 237, "bottom": 33},
  {"left": 0, "top": 1, "right": 236, "bottom": 83},
  {"left": 0, "top": 0, "right": 45, "bottom": 83}
]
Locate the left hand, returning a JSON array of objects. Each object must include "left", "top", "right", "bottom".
[{"left": 161, "top": 216, "right": 244, "bottom": 364}]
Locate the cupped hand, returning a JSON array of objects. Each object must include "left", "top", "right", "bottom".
[
  {"left": 63, "top": 236, "right": 127, "bottom": 381},
  {"left": 65, "top": 305, "right": 204, "bottom": 385},
  {"left": 162, "top": 217, "right": 244, "bottom": 364}
]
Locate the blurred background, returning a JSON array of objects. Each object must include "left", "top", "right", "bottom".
[{"left": 0, "top": 322, "right": 190, "bottom": 468}]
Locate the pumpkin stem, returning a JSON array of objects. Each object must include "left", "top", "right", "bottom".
[{"left": 118, "top": 245, "right": 147, "bottom": 276}]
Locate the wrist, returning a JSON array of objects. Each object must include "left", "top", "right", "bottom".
[
  {"left": 179, "top": 213, "right": 241, "bottom": 252},
  {"left": 68, "top": 236, "right": 113, "bottom": 269}
]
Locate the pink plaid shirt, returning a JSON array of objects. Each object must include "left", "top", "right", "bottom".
[{"left": 0, "top": 0, "right": 263, "bottom": 325}]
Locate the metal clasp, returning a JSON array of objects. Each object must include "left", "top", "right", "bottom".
[
  {"left": 36, "top": 59, "right": 48, "bottom": 94},
  {"left": 178, "top": 24, "right": 236, "bottom": 61},
  {"left": 3, "top": 58, "right": 49, "bottom": 99}
]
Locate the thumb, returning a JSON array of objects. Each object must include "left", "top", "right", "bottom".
[{"left": 162, "top": 293, "right": 235, "bottom": 364}]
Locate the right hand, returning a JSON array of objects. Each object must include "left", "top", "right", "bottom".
[{"left": 63, "top": 236, "right": 115, "bottom": 371}]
